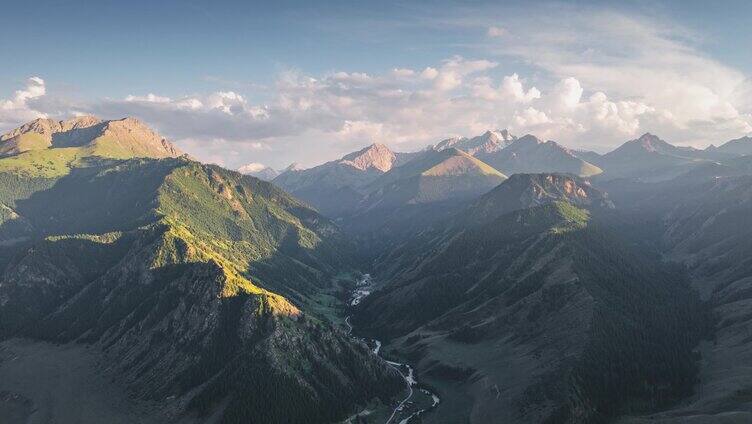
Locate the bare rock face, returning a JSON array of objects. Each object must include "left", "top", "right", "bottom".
[
  {"left": 340, "top": 143, "right": 398, "bottom": 172},
  {"left": 0, "top": 116, "right": 102, "bottom": 142},
  {"left": 434, "top": 129, "right": 517, "bottom": 156},
  {"left": 272, "top": 143, "right": 403, "bottom": 216}
]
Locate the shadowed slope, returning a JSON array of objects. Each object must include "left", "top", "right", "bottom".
[{"left": 356, "top": 175, "right": 708, "bottom": 424}]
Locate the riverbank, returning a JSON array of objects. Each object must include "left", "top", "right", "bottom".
[{"left": 345, "top": 274, "right": 440, "bottom": 424}]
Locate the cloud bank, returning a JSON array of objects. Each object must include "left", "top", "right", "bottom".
[
  {"left": 1, "top": 6, "right": 749, "bottom": 169},
  {"left": 0, "top": 77, "right": 47, "bottom": 128}
]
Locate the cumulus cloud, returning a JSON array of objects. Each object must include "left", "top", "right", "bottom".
[
  {"left": 125, "top": 93, "right": 170, "bottom": 103},
  {"left": 552, "top": 77, "right": 583, "bottom": 109},
  {"left": 500, "top": 74, "right": 541, "bottom": 103},
  {"left": 470, "top": 74, "right": 541, "bottom": 103},
  {"left": 3, "top": 4, "right": 750, "bottom": 166},
  {"left": 482, "top": 6, "right": 752, "bottom": 147},
  {"left": 237, "top": 162, "right": 268, "bottom": 173},
  {"left": 433, "top": 56, "right": 497, "bottom": 91},
  {"left": 420, "top": 67, "right": 439, "bottom": 80},
  {"left": 0, "top": 77, "right": 48, "bottom": 130}
]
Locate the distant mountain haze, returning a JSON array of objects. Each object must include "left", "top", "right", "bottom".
[
  {"left": 433, "top": 129, "right": 517, "bottom": 155},
  {"left": 237, "top": 162, "right": 280, "bottom": 180},
  {"left": 711, "top": 135, "right": 752, "bottom": 156},
  {"left": 475, "top": 134, "right": 603, "bottom": 177}
]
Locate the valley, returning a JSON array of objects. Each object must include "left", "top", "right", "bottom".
[
  {"left": 3, "top": 1, "right": 752, "bottom": 422},
  {"left": 344, "top": 275, "right": 441, "bottom": 424},
  {"left": 1, "top": 116, "right": 752, "bottom": 423}
]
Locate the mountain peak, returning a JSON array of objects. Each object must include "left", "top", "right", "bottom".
[
  {"left": 606, "top": 133, "right": 678, "bottom": 157},
  {"left": 635, "top": 133, "right": 666, "bottom": 151},
  {"left": 340, "top": 143, "right": 396, "bottom": 172},
  {"left": 63, "top": 115, "right": 102, "bottom": 129},
  {"left": 714, "top": 135, "right": 752, "bottom": 156},
  {"left": 433, "top": 136, "right": 468, "bottom": 151},
  {"left": 469, "top": 173, "right": 612, "bottom": 223},
  {"left": 0, "top": 115, "right": 182, "bottom": 161},
  {"left": 434, "top": 129, "right": 516, "bottom": 155},
  {"left": 238, "top": 163, "right": 279, "bottom": 180},
  {"left": 283, "top": 162, "right": 304, "bottom": 172},
  {"left": 1, "top": 116, "right": 103, "bottom": 141},
  {"left": 481, "top": 129, "right": 513, "bottom": 142},
  {"left": 516, "top": 134, "right": 544, "bottom": 145}
]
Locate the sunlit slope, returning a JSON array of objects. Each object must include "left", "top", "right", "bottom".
[
  {"left": 0, "top": 157, "right": 402, "bottom": 423},
  {"left": 0, "top": 116, "right": 182, "bottom": 178},
  {"left": 361, "top": 147, "right": 507, "bottom": 210}
]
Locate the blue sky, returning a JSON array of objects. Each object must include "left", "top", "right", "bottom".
[{"left": 1, "top": 0, "right": 751, "bottom": 168}]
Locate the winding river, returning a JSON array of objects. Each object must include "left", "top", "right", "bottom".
[{"left": 345, "top": 274, "right": 440, "bottom": 424}]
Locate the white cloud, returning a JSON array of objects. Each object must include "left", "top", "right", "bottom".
[
  {"left": 514, "top": 107, "right": 551, "bottom": 127},
  {"left": 482, "top": 6, "right": 751, "bottom": 147},
  {"left": 471, "top": 73, "right": 540, "bottom": 103},
  {"left": 337, "top": 120, "right": 385, "bottom": 141},
  {"left": 237, "top": 162, "right": 268, "bottom": 173},
  {"left": 420, "top": 67, "right": 439, "bottom": 80},
  {"left": 0, "top": 77, "right": 47, "bottom": 130},
  {"left": 4, "top": 4, "right": 751, "bottom": 167},
  {"left": 487, "top": 26, "right": 506, "bottom": 37},
  {"left": 552, "top": 77, "right": 583, "bottom": 109},
  {"left": 125, "top": 93, "right": 170, "bottom": 103},
  {"left": 62, "top": 46, "right": 751, "bottom": 166},
  {"left": 433, "top": 56, "right": 497, "bottom": 91},
  {"left": 392, "top": 68, "right": 416, "bottom": 78},
  {"left": 501, "top": 74, "right": 541, "bottom": 103}
]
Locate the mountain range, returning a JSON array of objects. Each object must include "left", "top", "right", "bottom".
[
  {"left": 272, "top": 130, "right": 603, "bottom": 223},
  {"left": 355, "top": 174, "right": 708, "bottom": 423},
  {"left": 2, "top": 115, "right": 752, "bottom": 424},
  {"left": 273, "top": 129, "right": 751, "bottom": 223},
  {"left": 0, "top": 117, "right": 402, "bottom": 424}
]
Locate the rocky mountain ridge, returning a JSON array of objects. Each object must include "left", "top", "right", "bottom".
[
  {"left": 0, "top": 117, "right": 403, "bottom": 424},
  {"left": 0, "top": 116, "right": 182, "bottom": 159}
]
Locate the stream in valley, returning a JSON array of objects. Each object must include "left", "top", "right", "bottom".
[{"left": 345, "top": 274, "right": 440, "bottom": 424}]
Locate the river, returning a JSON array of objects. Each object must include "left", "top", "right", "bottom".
[{"left": 345, "top": 274, "right": 440, "bottom": 424}]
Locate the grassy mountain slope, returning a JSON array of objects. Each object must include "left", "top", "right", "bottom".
[
  {"left": 355, "top": 176, "right": 708, "bottom": 424},
  {"left": 0, "top": 118, "right": 402, "bottom": 423},
  {"left": 0, "top": 116, "right": 182, "bottom": 178},
  {"left": 360, "top": 147, "right": 506, "bottom": 210}
]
